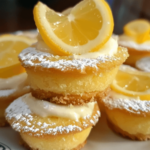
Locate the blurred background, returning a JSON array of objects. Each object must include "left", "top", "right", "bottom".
[{"left": 0, "top": 0, "right": 150, "bottom": 34}]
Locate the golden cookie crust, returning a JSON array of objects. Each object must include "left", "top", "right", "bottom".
[
  {"left": 31, "top": 87, "right": 111, "bottom": 105},
  {"left": 107, "top": 117, "right": 150, "bottom": 141},
  {"left": 20, "top": 138, "right": 86, "bottom": 150}
]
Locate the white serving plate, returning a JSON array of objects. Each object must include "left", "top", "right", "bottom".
[{"left": 0, "top": 113, "right": 149, "bottom": 150}]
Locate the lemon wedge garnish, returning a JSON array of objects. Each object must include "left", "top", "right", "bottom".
[
  {"left": 0, "top": 34, "right": 36, "bottom": 78},
  {"left": 123, "top": 19, "right": 150, "bottom": 44},
  {"left": 111, "top": 66, "right": 150, "bottom": 100},
  {"left": 33, "top": 0, "right": 114, "bottom": 55}
]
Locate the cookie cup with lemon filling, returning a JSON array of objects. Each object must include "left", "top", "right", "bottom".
[
  {"left": 19, "top": 37, "right": 128, "bottom": 105},
  {"left": 119, "top": 20, "right": 150, "bottom": 67},
  {"left": 0, "top": 34, "right": 35, "bottom": 127},
  {"left": 119, "top": 35, "right": 150, "bottom": 67},
  {"left": 5, "top": 93, "right": 100, "bottom": 150},
  {"left": 102, "top": 91, "right": 150, "bottom": 141},
  {"left": 19, "top": 0, "right": 128, "bottom": 105}
]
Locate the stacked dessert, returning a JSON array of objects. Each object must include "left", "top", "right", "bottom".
[
  {"left": 119, "top": 19, "right": 150, "bottom": 67},
  {"left": 5, "top": 0, "right": 128, "bottom": 149},
  {"left": 102, "top": 65, "right": 150, "bottom": 140},
  {"left": 0, "top": 34, "right": 35, "bottom": 126}
]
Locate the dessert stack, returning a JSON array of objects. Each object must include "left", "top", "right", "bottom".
[{"left": 5, "top": 0, "right": 128, "bottom": 149}]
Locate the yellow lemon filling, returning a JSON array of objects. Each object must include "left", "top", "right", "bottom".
[
  {"left": 106, "top": 109, "right": 150, "bottom": 135},
  {"left": 20, "top": 127, "right": 91, "bottom": 150}
]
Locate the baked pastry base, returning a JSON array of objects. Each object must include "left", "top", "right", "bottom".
[
  {"left": 107, "top": 117, "right": 150, "bottom": 141},
  {"left": 21, "top": 138, "right": 86, "bottom": 150},
  {"left": 19, "top": 127, "right": 91, "bottom": 150},
  {"left": 31, "top": 87, "right": 111, "bottom": 105}
]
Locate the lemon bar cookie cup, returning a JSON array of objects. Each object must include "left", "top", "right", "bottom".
[
  {"left": 102, "top": 65, "right": 150, "bottom": 140},
  {"left": 119, "top": 19, "right": 150, "bottom": 67},
  {"left": 0, "top": 34, "right": 35, "bottom": 127},
  {"left": 119, "top": 40, "right": 150, "bottom": 67},
  {"left": 5, "top": 93, "right": 100, "bottom": 150},
  {"left": 103, "top": 92, "right": 150, "bottom": 141},
  {"left": 19, "top": 45, "right": 128, "bottom": 106}
]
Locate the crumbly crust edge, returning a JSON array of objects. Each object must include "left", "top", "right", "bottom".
[
  {"left": 20, "top": 138, "right": 86, "bottom": 150},
  {"left": 107, "top": 117, "right": 150, "bottom": 141}
]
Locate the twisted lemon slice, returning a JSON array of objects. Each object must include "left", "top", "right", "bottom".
[
  {"left": 111, "top": 66, "right": 150, "bottom": 100},
  {"left": 33, "top": 0, "right": 114, "bottom": 55},
  {"left": 123, "top": 19, "right": 150, "bottom": 43},
  {"left": 0, "top": 34, "right": 36, "bottom": 78}
]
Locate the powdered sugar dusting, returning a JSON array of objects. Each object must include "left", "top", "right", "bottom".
[
  {"left": 136, "top": 57, "right": 150, "bottom": 72},
  {"left": 6, "top": 95, "right": 32, "bottom": 119},
  {"left": 119, "top": 35, "right": 150, "bottom": 51},
  {"left": 6, "top": 95, "right": 99, "bottom": 136},
  {"left": 19, "top": 47, "right": 126, "bottom": 72},
  {"left": 103, "top": 95, "right": 150, "bottom": 115},
  {"left": 119, "top": 41, "right": 150, "bottom": 51}
]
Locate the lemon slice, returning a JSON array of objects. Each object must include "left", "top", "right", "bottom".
[
  {"left": 111, "top": 65, "right": 150, "bottom": 100},
  {"left": 33, "top": 0, "right": 114, "bottom": 55},
  {"left": 0, "top": 34, "right": 36, "bottom": 78},
  {"left": 123, "top": 19, "right": 150, "bottom": 43}
]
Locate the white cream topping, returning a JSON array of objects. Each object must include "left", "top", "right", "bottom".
[
  {"left": 119, "top": 34, "right": 150, "bottom": 51},
  {"left": 71, "top": 37, "right": 118, "bottom": 59},
  {"left": 0, "top": 73, "right": 28, "bottom": 90},
  {"left": 6, "top": 94, "right": 100, "bottom": 136},
  {"left": 35, "top": 35, "right": 118, "bottom": 59},
  {"left": 103, "top": 91, "right": 150, "bottom": 114},
  {"left": 0, "top": 73, "right": 29, "bottom": 98},
  {"left": 23, "top": 93, "right": 97, "bottom": 121}
]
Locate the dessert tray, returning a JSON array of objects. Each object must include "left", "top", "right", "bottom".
[{"left": 0, "top": 113, "right": 149, "bottom": 150}]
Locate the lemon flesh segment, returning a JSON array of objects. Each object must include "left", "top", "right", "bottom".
[
  {"left": 123, "top": 19, "right": 150, "bottom": 44},
  {"left": 47, "top": 0, "right": 102, "bottom": 46},
  {"left": 33, "top": 0, "right": 114, "bottom": 55},
  {"left": 111, "top": 70, "right": 150, "bottom": 100},
  {"left": 0, "top": 35, "right": 35, "bottom": 78}
]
